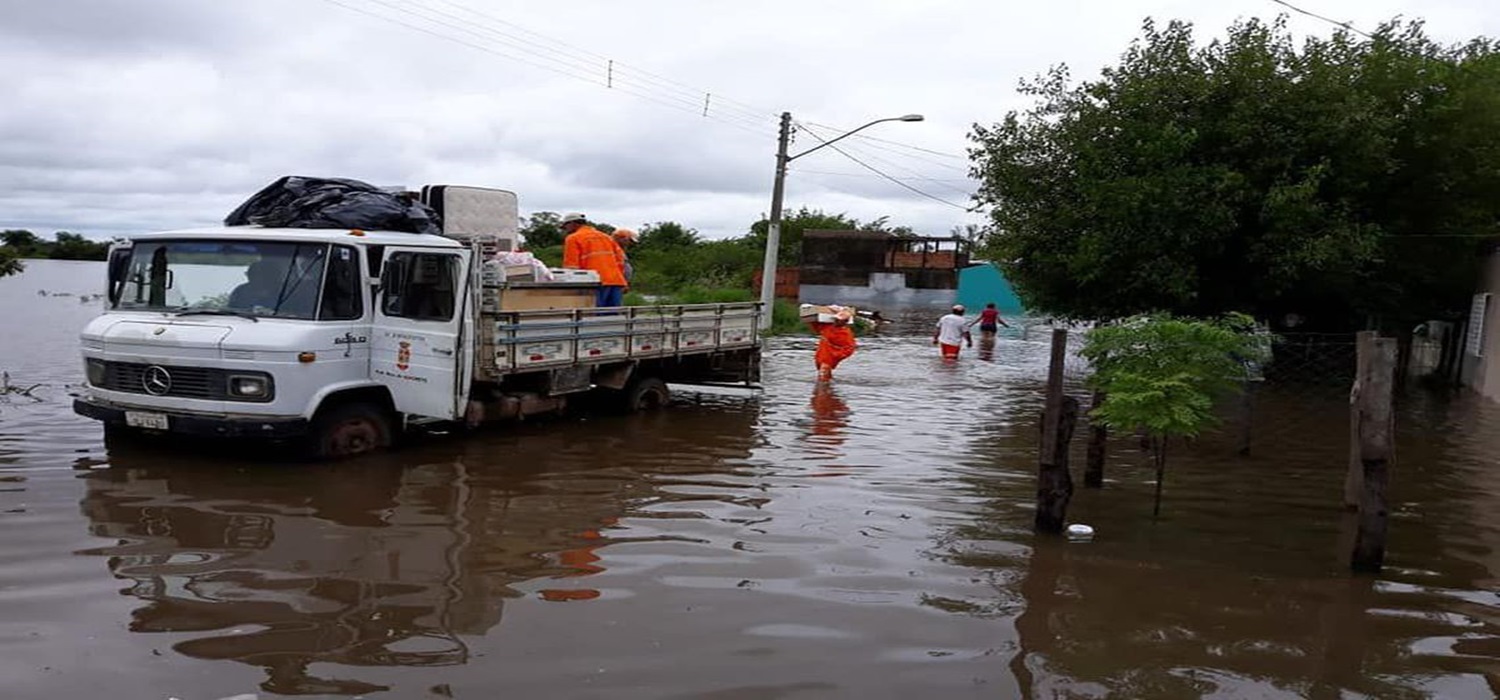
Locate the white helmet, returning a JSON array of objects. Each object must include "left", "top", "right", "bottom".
[{"left": 560, "top": 212, "right": 587, "bottom": 225}]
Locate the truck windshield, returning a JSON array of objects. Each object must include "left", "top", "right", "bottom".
[{"left": 114, "top": 240, "right": 329, "bottom": 320}]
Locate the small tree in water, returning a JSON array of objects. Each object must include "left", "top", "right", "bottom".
[
  {"left": 1080, "top": 313, "right": 1269, "bottom": 517},
  {"left": 0, "top": 249, "right": 22, "bottom": 278}
]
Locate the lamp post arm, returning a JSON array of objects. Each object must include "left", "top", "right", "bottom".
[{"left": 786, "top": 118, "right": 899, "bottom": 162}]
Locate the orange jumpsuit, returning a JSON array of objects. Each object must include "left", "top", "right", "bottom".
[
  {"left": 813, "top": 322, "right": 857, "bottom": 370},
  {"left": 562, "top": 225, "right": 628, "bottom": 286}
]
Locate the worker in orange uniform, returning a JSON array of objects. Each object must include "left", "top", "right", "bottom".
[
  {"left": 561, "top": 212, "right": 628, "bottom": 307},
  {"left": 808, "top": 308, "right": 857, "bottom": 382},
  {"left": 612, "top": 228, "right": 639, "bottom": 286}
]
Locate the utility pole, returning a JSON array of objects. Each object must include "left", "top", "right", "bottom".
[
  {"left": 758, "top": 111, "right": 793, "bottom": 330},
  {"left": 756, "top": 111, "right": 921, "bottom": 330}
]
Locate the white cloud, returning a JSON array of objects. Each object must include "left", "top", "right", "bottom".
[{"left": 1, "top": 0, "right": 1494, "bottom": 239}]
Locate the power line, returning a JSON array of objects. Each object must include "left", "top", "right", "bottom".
[
  {"left": 798, "top": 124, "right": 975, "bottom": 212},
  {"left": 1267, "top": 0, "right": 1375, "bottom": 39},
  {"left": 791, "top": 168, "right": 975, "bottom": 185},
  {"left": 317, "top": 0, "right": 773, "bottom": 135},
  {"left": 423, "top": 0, "right": 781, "bottom": 124},
  {"left": 374, "top": 0, "right": 769, "bottom": 128},
  {"left": 405, "top": 0, "right": 776, "bottom": 125},
  {"left": 321, "top": 0, "right": 974, "bottom": 181},
  {"left": 802, "top": 122, "right": 971, "bottom": 174},
  {"left": 794, "top": 121, "right": 975, "bottom": 197},
  {"left": 803, "top": 121, "right": 969, "bottom": 162}
]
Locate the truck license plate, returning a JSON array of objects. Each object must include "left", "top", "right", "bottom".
[{"left": 124, "top": 411, "right": 169, "bottom": 430}]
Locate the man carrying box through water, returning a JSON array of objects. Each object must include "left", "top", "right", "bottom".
[
  {"left": 805, "top": 305, "right": 858, "bottom": 382},
  {"left": 561, "top": 212, "right": 628, "bottom": 307}
]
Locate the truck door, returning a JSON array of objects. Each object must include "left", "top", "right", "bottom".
[{"left": 372, "top": 247, "right": 473, "bottom": 420}]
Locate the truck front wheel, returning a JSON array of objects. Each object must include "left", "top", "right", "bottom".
[{"left": 308, "top": 402, "right": 393, "bottom": 459}]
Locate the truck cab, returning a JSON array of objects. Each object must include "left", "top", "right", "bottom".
[{"left": 75, "top": 227, "right": 466, "bottom": 453}]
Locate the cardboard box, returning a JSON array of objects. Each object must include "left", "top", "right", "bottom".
[
  {"left": 494, "top": 286, "right": 596, "bottom": 311},
  {"left": 799, "top": 304, "right": 857, "bottom": 323}
]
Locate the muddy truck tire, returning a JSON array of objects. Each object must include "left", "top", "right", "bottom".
[{"left": 305, "top": 402, "right": 394, "bottom": 460}]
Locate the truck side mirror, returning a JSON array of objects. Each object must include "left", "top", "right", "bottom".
[{"left": 106, "top": 246, "right": 131, "bottom": 305}]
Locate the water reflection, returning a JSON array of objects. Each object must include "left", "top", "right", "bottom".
[
  {"left": 977, "top": 334, "right": 997, "bottom": 362},
  {"left": 76, "top": 400, "right": 758, "bottom": 695},
  {"left": 934, "top": 382, "right": 1500, "bottom": 699},
  {"left": 808, "top": 383, "right": 849, "bottom": 445}
]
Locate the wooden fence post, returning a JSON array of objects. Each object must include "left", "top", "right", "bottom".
[
  {"left": 1344, "top": 331, "right": 1376, "bottom": 510},
  {"left": 1237, "top": 380, "right": 1256, "bottom": 456},
  {"left": 1037, "top": 328, "right": 1076, "bottom": 533},
  {"left": 1350, "top": 336, "right": 1396, "bottom": 573},
  {"left": 1084, "top": 390, "right": 1107, "bottom": 488}
]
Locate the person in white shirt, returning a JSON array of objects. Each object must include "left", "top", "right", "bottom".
[{"left": 932, "top": 304, "right": 973, "bottom": 359}]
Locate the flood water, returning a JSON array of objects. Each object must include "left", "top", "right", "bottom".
[{"left": 2, "top": 259, "right": 1498, "bottom": 699}]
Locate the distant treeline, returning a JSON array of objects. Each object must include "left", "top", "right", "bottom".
[{"left": 1, "top": 229, "right": 111, "bottom": 261}]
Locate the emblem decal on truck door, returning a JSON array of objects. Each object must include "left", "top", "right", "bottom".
[
  {"left": 334, "top": 332, "right": 368, "bottom": 357},
  {"left": 396, "top": 341, "right": 411, "bottom": 371}
]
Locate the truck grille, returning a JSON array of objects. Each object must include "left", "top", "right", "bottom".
[{"left": 101, "top": 362, "right": 226, "bottom": 400}]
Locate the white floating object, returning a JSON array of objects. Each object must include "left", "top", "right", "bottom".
[{"left": 1066, "top": 523, "right": 1094, "bottom": 541}]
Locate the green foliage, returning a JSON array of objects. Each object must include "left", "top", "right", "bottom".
[
  {"left": 529, "top": 244, "right": 562, "bottom": 268},
  {"left": 1080, "top": 312, "right": 1270, "bottom": 515},
  {"left": 638, "top": 221, "right": 701, "bottom": 248},
  {"left": 970, "top": 18, "right": 1500, "bottom": 330},
  {"left": 519, "top": 212, "right": 564, "bottom": 249},
  {"left": 770, "top": 299, "right": 804, "bottom": 335},
  {"left": 1, "top": 229, "right": 109, "bottom": 261},
  {"left": 0, "top": 248, "right": 23, "bottom": 277},
  {"left": 748, "top": 207, "right": 862, "bottom": 266},
  {"left": 1081, "top": 312, "right": 1269, "bottom": 438}
]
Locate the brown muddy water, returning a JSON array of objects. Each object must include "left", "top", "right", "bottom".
[{"left": 1, "top": 260, "right": 1498, "bottom": 699}]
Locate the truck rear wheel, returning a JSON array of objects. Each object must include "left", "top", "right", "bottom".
[
  {"left": 623, "top": 377, "right": 670, "bottom": 412},
  {"left": 308, "top": 402, "right": 393, "bottom": 459}
]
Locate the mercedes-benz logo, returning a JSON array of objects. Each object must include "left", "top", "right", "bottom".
[{"left": 142, "top": 365, "right": 172, "bottom": 396}]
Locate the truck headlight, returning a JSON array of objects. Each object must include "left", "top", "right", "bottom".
[
  {"left": 227, "top": 373, "right": 273, "bottom": 401},
  {"left": 85, "top": 359, "right": 106, "bottom": 386}
]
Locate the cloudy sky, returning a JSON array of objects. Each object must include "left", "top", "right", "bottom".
[{"left": 2, "top": 0, "right": 1495, "bottom": 240}]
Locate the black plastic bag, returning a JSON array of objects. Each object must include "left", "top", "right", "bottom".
[{"left": 224, "top": 176, "right": 442, "bottom": 236}]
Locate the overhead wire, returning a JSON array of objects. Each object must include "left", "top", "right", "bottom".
[
  {"left": 375, "top": 0, "right": 768, "bottom": 128},
  {"left": 797, "top": 124, "right": 975, "bottom": 212},
  {"left": 795, "top": 122, "right": 975, "bottom": 198},
  {"left": 790, "top": 169, "right": 974, "bottom": 185},
  {"left": 407, "top": 0, "right": 778, "bottom": 125},
  {"left": 801, "top": 120, "right": 970, "bottom": 169},
  {"left": 320, "top": 0, "right": 979, "bottom": 191},
  {"left": 1267, "top": 0, "right": 1376, "bottom": 39},
  {"left": 317, "top": 0, "right": 774, "bottom": 135},
  {"left": 423, "top": 0, "right": 781, "bottom": 123}
]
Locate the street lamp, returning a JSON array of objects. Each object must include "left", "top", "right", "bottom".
[{"left": 758, "top": 112, "right": 925, "bottom": 329}]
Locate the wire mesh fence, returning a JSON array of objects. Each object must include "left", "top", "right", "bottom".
[{"left": 1030, "top": 327, "right": 1364, "bottom": 463}]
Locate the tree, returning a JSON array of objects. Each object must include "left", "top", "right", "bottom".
[
  {"left": 49, "top": 232, "right": 109, "bottom": 260},
  {"left": 970, "top": 18, "right": 1500, "bottom": 331},
  {"left": 2, "top": 229, "right": 39, "bottom": 250},
  {"left": 638, "top": 221, "right": 701, "bottom": 249},
  {"left": 0, "top": 248, "right": 22, "bottom": 277},
  {"left": 1081, "top": 314, "right": 1269, "bottom": 516},
  {"left": 863, "top": 216, "right": 917, "bottom": 237},
  {"left": 519, "top": 211, "right": 564, "bottom": 249},
  {"left": 748, "top": 207, "right": 862, "bottom": 265},
  {"left": 1, "top": 229, "right": 108, "bottom": 260}
]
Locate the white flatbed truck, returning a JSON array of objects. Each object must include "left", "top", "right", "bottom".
[{"left": 72, "top": 185, "right": 761, "bottom": 458}]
